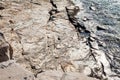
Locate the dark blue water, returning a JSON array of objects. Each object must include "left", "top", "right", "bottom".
[
  {"left": 73, "top": 0, "right": 120, "bottom": 36},
  {"left": 72, "top": 0, "right": 120, "bottom": 76}
]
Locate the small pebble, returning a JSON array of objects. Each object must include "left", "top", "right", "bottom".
[
  {"left": 82, "top": 17, "right": 89, "bottom": 21},
  {"left": 90, "top": 6, "right": 96, "bottom": 11}
]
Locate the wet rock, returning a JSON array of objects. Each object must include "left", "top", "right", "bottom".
[{"left": 72, "top": 0, "right": 120, "bottom": 79}]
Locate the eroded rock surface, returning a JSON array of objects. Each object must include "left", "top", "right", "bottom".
[
  {"left": 0, "top": 32, "right": 13, "bottom": 62},
  {"left": 0, "top": 60, "right": 35, "bottom": 80},
  {"left": 36, "top": 70, "right": 98, "bottom": 80},
  {"left": 0, "top": 0, "right": 120, "bottom": 80}
]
